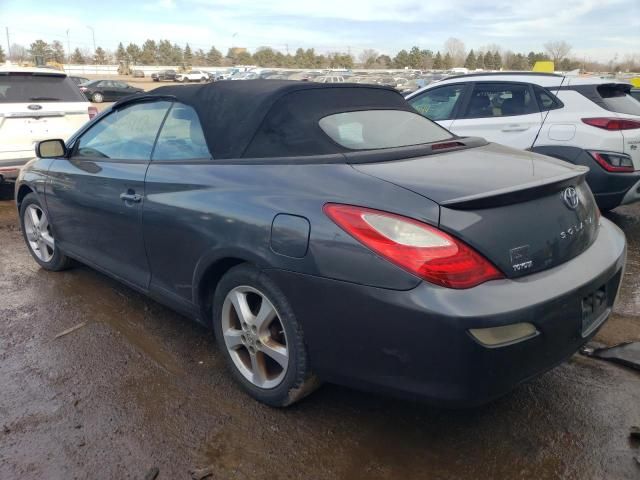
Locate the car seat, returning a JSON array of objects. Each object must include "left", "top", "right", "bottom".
[
  {"left": 468, "top": 94, "right": 491, "bottom": 117},
  {"left": 501, "top": 91, "right": 526, "bottom": 115}
]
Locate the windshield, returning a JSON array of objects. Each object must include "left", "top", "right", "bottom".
[
  {"left": 0, "top": 73, "right": 86, "bottom": 103},
  {"left": 319, "top": 109, "right": 453, "bottom": 150},
  {"left": 597, "top": 84, "right": 640, "bottom": 116}
]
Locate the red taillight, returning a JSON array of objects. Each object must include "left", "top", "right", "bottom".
[
  {"left": 582, "top": 117, "right": 640, "bottom": 130},
  {"left": 88, "top": 106, "right": 98, "bottom": 119},
  {"left": 589, "top": 150, "right": 635, "bottom": 172},
  {"left": 431, "top": 141, "right": 464, "bottom": 151},
  {"left": 323, "top": 204, "right": 503, "bottom": 289}
]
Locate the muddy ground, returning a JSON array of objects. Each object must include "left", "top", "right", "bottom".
[{"left": 0, "top": 182, "right": 639, "bottom": 480}]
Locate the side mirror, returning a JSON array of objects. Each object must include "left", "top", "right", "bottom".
[{"left": 36, "top": 139, "right": 66, "bottom": 158}]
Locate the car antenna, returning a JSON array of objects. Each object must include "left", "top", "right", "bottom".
[{"left": 529, "top": 74, "right": 567, "bottom": 151}]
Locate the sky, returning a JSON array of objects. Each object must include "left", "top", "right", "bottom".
[{"left": 1, "top": 0, "right": 638, "bottom": 62}]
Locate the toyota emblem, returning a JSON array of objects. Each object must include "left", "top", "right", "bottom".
[{"left": 562, "top": 187, "right": 579, "bottom": 210}]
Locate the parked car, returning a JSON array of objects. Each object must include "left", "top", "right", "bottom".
[
  {"left": 201, "top": 71, "right": 222, "bottom": 82},
  {"left": 151, "top": 70, "right": 177, "bottom": 82},
  {"left": 79, "top": 80, "right": 144, "bottom": 103},
  {"left": 397, "top": 78, "right": 429, "bottom": 95},
  {"left": 175, "top": 70, "right": 210, "bottom": 82},
  {"left": 631, "top": 88, "right": 640, "bottom": 102},
  {"left": 69, "top": 76, "right": 90, "bottom": 85},
  {"left": 132, "top": 70, "right": 145, "bottom": 78},
  {"left": 314, "top": 75, "right": 345, "bottom": 83},
  {"left": 0, "top": 66, "right": 95, "bottom": 183},
  {"left": 406, "top": 72, "right": 640, "bottom": 210},
  {"left": 230, "top": 72, "right": 259, "bottom": 80},
  {"left": 16, "top": 81, "right": 626, "bottom": 407}
]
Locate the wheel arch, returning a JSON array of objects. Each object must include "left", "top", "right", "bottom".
[
  {"left": 16, "top": 183, "right": 35, "bottom": 209},
  {"left": 193, "top": 254, "right": 253, "bottom": 326}
]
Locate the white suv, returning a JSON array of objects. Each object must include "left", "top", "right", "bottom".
[
  {"left": 406, "top": 73, "right": 640, "bottom": 210},
  {"left": 175, "top": 70, "right": 209, "bottom": 82},
  {"left": 0, "top": 66, "right": 96, "bottom": 182}
]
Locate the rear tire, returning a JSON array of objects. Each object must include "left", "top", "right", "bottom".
[
  {"left": 212, "top": 264, "right": 320, "bottom": 407},
  {"left": 91, "top": 92, "right": 103, "bottom": 103},
  {"left": 19, "top": 193, "right": 72, "bottom": 271}
]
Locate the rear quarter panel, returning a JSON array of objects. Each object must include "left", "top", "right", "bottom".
[
  {"left": 543, "top": 90, "right": 624, "bottom": 153},
  {"left": 142, "top": 161, "right": 440, "bottom": 305}
]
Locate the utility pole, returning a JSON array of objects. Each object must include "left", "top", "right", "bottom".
[
  {"left": 66, "top": 29, "right": 71, "bottom": 62},
  {"left": 86, "top": 25, "right": 96, "bottom": 73},
  {"left": 86, "top": 26, "right": 96, "bottom": 56},
  {"left": 5, "top": 27, "right": 11, "bottom": 60}
]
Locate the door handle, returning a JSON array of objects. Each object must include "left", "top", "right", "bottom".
[
  {"left": 120, "top": 192, "right": 142, "bottom": 203},
  {"left": 501, "top": 125, "right": 528, "bottom": 132}
]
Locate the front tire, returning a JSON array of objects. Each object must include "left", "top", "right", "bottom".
[
  {"left": 19, "top": 193, "right": 72, "bottom": 271},
  {"left": 212, "top": 264, "right": 320, "bottom": 407},
  {"left": 91, "top": 92, "right": 103, "bottom": 103}
]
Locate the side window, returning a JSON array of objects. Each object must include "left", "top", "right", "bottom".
[
  {"left": 72, "top": 101, "right": 171, "bottom": 160},
  {"left": 463, "top": 83, "right": 537, "bottom": 118},
  {"left": 152, "top": 103, "right": 211, "bottom": 160},
  {"left": 534, "top": 85, "right": 563, "bottom": 111},
  {"left": 409, "top": 85, "right": 466, "bottom": 121}
]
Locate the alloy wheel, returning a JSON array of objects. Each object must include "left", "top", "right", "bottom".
[
  {"left": 221, "top": 286, "right": 289, "bottom": 389},
  {"left": 23, "top": 204, "right": 55, "bottom": 262}
]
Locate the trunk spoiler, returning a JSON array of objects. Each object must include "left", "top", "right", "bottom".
[{"left": 441, "top": 167, "right": 588, "bottom": 210}]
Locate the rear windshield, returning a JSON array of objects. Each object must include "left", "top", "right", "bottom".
[
  {"left": 597, "top": 84, "right": 640, "bottom": 116},
  {"left": 318, "top": 110, "right": 452, "bottom": 150},
  {"left": 0, "top": 73, "right": 86, "bottom": 103}
]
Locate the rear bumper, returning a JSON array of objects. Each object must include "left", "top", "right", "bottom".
[
  {"left": 266, "top": 218, "right": 626, "bottom": 406},
  {"left": 0, "top": 154, "right": 32, "bottom": 181},
  {"left": 620, "top": 177, "right": 640, "bottom": 206},
  {"left": 532, "top": 145, "right": 640, "bottom": 210}
]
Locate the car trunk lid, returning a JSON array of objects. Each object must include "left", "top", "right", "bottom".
[
  {"left": 594, "top": 83, "right": 640, "bottom": 170},
  {"left": 0, "top": 71, "right": 90, "bottom": 156},
  {"left": 351, "top": 143, "right": 599, "bottom": 278},
  {"left": 0, "top": 102, "right": 90, "bottom": 155}
]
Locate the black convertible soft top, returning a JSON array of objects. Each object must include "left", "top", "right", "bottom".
[{"left": 114, "top": 80, "right": 415, "bottom": 159}]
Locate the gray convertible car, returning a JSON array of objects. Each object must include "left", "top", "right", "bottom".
[{"left": 15, "top": 81, "right": 626, "bottom": 407}]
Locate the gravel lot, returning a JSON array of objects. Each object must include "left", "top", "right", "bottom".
[{"left": 0, "top": 182, "right": 639, "bottom": 479}]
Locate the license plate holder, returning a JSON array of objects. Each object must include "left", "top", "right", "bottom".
[
  {"left": 25, "top": 118, "right": 49, "bottom": 137},
  {"left": 581, "top": 285, "right": 608, "bottom": 337}
]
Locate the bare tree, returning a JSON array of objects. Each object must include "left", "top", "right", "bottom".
[
  {"left": 544, "top": 41, "right": 572, "bottom": 65},
  {"left": 9, "top": 43, "right": 27, "bottom": 62},
  {"left": 359, "top": 48, "right": 378, "bottom": 68},
  {"left": 444, "top": 37, "right": 466, "bottom": 67}
]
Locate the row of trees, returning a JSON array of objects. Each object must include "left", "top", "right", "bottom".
[{"left": 2, "top": 38, "right": 638, "bottom": 72}]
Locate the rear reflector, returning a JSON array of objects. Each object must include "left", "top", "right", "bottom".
[
  {"left": 323, "top": 203, "right": 503, "bottom": 289},
  {"left": 469, "top": 323, "right": 539, "bottom": 348},
  {"left": 582, "top": 117, "right": 640, "bottom": 130},
  {"left": 589, "top": 150, "right": 634, "bottom": 172},
  {"left": 88, "top": 106, "right": 98, "bottom": 119}
]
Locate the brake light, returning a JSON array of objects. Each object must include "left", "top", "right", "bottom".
[
  {"left": 582, "top": 118, "right": 640, "bottom": 130},
  {"left": 323, "top": 204, "right": 503, "bottom": 289},
  {"left": 88, "top": 106, "right": 98, "bottom": 119},
  {"left": 431, "top": 141, "right": 464, "bottom": 151},
  {"left": 589, "top": 151, "right": 634, "bottom": 172}
]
